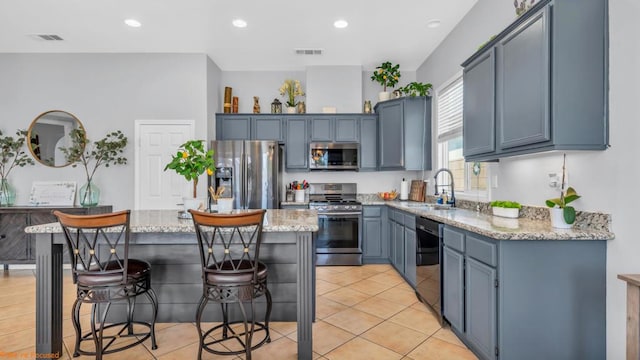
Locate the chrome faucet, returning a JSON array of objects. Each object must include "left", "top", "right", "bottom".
[{"left": 433, "top": 168, "right": 456, "bottom": 207}]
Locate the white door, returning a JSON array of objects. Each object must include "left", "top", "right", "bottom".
[{"left": 135, "top": 120, "right": 195, "bottom": 210}]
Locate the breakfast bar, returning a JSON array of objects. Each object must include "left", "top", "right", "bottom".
[{"left": 26, "top": 209, "right": 318, "bottom": 359}]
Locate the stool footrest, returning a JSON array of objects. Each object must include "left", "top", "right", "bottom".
[{"left": 201, "top": 320, "right": 271, "bottom": 355}]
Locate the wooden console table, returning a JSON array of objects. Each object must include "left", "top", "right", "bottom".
[{"left": 618, "top": 274, "right": 640, "bottom": 360}]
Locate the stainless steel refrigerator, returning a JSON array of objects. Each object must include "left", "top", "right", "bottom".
[{"left": 210, "top": 140, "right": 281, "bottom": 209}]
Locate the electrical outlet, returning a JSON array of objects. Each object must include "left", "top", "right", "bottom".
[{"left": 548, "top": 173, "right": 560, "bottom": 188}]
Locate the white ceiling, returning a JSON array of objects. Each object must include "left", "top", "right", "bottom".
[{"left": 0, "top": 0, "right": 478, "bottom": 71}]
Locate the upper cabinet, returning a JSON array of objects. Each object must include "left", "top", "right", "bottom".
[
  {"left": 376, "top": 97, "right": 432, "bottom": 171},
  {"left": 309, "top": 116, "right": 359, "bottom": 142},
  {"left": 462, "top": 0, "right": 608, "bottom": 161},
  {"left": 216, "top": 114, "right": 284, "bottom": 142}
]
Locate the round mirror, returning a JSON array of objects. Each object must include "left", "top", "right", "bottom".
[{"left": 27, "top": 110, "right": 85, "bottom": 167}]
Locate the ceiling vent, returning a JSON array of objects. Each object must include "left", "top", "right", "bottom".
[
  {"left": 30, "top": 34, "right": 64, "bottom": 41},
  {"left": 295, "top": 48, "right": 323, "bottom": 56}
]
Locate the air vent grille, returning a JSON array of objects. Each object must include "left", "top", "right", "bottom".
[
  {"left": 295, "top": 48, "right": 323, "bottom": 56},
  {"left": 30, "top": 34, "right": 64, "bottom": 41}
]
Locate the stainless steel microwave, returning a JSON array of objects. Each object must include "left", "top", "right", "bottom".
[{"left": 309, "top": 142, "right": 359, "bottom": 170}]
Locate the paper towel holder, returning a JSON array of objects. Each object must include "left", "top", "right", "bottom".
[{"left": 400, "top": 178, "right": 409, "bottom": 200}]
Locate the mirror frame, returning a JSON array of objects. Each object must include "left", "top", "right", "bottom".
[{"left": 27, "top": 110, "right": 86, "bottom": 168}]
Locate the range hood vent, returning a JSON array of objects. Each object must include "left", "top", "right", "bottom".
[
  {"left": 30, "top": 34, "right": 64, "bottom": 41},
  {"left": 295, "top": 48, "right": 323, "bottom": 56}
]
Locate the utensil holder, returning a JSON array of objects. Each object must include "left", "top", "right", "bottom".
[{"left": 294, "top": 190, "right": 305, "bottom": 203}]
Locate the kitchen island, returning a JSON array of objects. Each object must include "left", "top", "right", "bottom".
[{"left": 26, "top": 209, "right": 318, "bottom": 359}]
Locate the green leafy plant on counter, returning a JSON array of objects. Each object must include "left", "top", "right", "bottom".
[
  {"left": 490, "top": 200, "right": 522, "bottom": 209},
  {"left": 370, "top": 61, "right": 401, "bottom": 92},
  {"left": 545, "top": 154, "right": 581, "bottom": 224},
  {"left": 401, "top": 82, "right": 433, "bottom": 97},
  {"left": 164, "top": 140, "right": 214, "bottom": 198}
]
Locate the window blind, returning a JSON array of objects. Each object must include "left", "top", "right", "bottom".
[{"left": 436, "top": 76, "right": 463, "bottom": 142}]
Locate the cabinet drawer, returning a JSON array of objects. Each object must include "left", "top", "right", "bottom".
[
  {"left": 466, "top": 235, "right": 497, "bottom": 267},
  {"left": 393, "top": 210, "right": 404, "bottom": 225},
  {"left": 403, "top": 214, "right": 416, "bottom": 229},
  {"left": 443, "top": 227, "right": 465, "bottom": 252},
  {"left": 363, "top": 207, "right": 381, "bottom": 217}
]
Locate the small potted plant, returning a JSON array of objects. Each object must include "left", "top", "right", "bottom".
[
  {"left": 401, "top": 82, "right": 433, "bottom": 97},
  {"left": 0, "top": 129, "right": 35, "bottom": 206},
  {"left": 490, "top": 200, "right": 521, "bottom": 218},
  {"left": 164, "top": 140, "right": 215, "bottom": 213},
  {"left": 279, "top": 79, "right": 305, "bottom": 113},
  {"left": 370, "top": 61, "right": 401, "bottom": 101},
  {"left": 545, "top": 154, "right": 580, "bottom": 228},
  {"left": 59, "top": 129, "right": 128, "bottom": 207}
]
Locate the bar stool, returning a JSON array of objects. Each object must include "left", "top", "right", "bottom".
[
  {"left": 189, "top": 209, "right": 272, "bottom": 360},
  {"left": 53, "top": 210, "right": 158, "bottom": 359}
]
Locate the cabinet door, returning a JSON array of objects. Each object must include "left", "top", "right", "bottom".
[
  {"left": 285, "top": 118, "right": 309, "bottom": 170},
  {"left": 443, "top": 246, "right": 464, "bottom": 332},
  {"left": 217, "top": 116, "right": 251, "bottom": 140},
  {"left": 403, "top": 97, "right": 431, "bottom": 171},
  {"left": 464, "top": 49, "right": 496, "bottom": 157},
  {"left": 466, "top": 257, "right": 497, "bottom": 360},
  {"left": 335, "top": 117, "right": 359, "bottom": 142},
  {"left": 404, "top": 227, "right": 417, "bottom": 287},
  {"left": 253, "top": 116, "right": 283, "bottom": 141},
  {"left": 0, "top": 213, "right": 29, "bottom": 261},
  {"left": 394, "top": 222, "right": 405, "bottom": 273},
  {"left": 310, "top": 116, "right": 333, "bottom": 141},
  {"left": 378, "top": 101, "right": 404, "bottom": 170},
  {"left": 497, "top": 8, "right": 550, "bottom": 150},
  {"left": 359, "top": 116, "right": 378, "bottom": 171},
  {"left": 363, "top": 217, "right": 382, "bottom": 258}
]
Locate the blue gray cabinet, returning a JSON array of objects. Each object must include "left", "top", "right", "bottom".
[
  {"left": 463, "top": 49, "right": 496, "bottom": 157},
  {"left": 393, "top": 221, "right": 404, "bottom": 273},
  {"left": 217, "top": 114, "right": 283, "bottom": 142},
  {"left": 403, "top": 224, "right": 417, "bottom": 287},
  {"left": 309, "top": 116, "right": 333, "bottom": 141},
  {"left": 376, "top": 97, "right": 432, "bottom": 171},
  {"left": 362, "top": 206, "right": 388, "bottom": 263},
  {"left": 253, "top": 116, "right": 284, "bottom": 142},
  {"left": 334, "top": 117, "right": 359, "bottom": 142},
  {"left": 284, "top": 117, "right": 308, "bottom": 171},
  {"left": 359, "top": 116, "right": 378, "bottom": 171},
  {"left": 217, "top": 115, "right": 251, "bottom": 140},
  {"left": 386, "top": 209, "right": 418, "bottom": 287},
  {"left": 462, "top": 0, "right": 608, "bottom": 161},
  {"left": 442, "top": 224, "right": 606, "bottom": 360}
]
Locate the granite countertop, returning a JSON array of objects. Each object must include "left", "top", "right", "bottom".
[
  {"left": 358, "top": 194, "right": 614, "bottom": 241},
  {"left": 25, "top": 209, "right": 319, "bottom": 234},
  {"left": 280, "top": 201, "right": 309, "bottom": 206}
]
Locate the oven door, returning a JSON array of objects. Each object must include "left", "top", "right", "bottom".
[{"left": 315, "top": 212, "right": 361, "bottom": 253}]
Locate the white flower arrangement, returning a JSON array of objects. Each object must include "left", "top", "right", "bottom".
[{"left": 279, "top": 79, "right": 305, "bottom": 107}]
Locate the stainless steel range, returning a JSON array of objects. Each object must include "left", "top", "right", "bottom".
[{"left": 308, "top": 183, "right": 362, "bottom": 266}]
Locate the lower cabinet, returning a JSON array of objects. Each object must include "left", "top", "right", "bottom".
[
  {"left": 0, "top": 206, "right": 112, "bottom": 265},
  {"left": 442, "top": 224, "right": 606, "bottom": 360},
  {"left": 386, "top": 208, "right": 417, "bottom": 287},
  {"left": 362, "top": 206, "right": 388, "bottom": 263}
]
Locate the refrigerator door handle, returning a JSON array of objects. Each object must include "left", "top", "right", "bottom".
[{"left": 241, "top": 152, "right": 246, "bottom": 209}]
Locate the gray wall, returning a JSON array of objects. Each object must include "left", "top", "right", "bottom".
[
  {"left": 0, "top": 53, "right": 209, "bottom": 210},
  {"left": 305, "top": 65, "right": 362, "bottom": 113},
  {"left": 207, "top": 57, "right": 223, "bottom": 142},
  {"left": 416, "top": 1, "right": 638, "bottom": 358},
  {"left": 219, "top": 71, "right": 306, "bottom": 114}
]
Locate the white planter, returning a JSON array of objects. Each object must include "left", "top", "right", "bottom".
[
  {"left": 492, "top": 207, "right": 519, "bottom": 219},
  {"left": 286, "top": 107, "right": 296, "bottom": 114},
  {"left": 378, "top": 91, "right": 391, "bottom": 101},
  {"left": 549, "top": 207, "right": 573, "bottom": 229}
]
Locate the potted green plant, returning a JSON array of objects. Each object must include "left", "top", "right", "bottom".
[
  {"left": 164, "top": 140, "right": 215, "bottom": 212},
  {"left": 545, "top": 154, "right": 580, "bottom": 228},
  {"left": 401, "top": 82, "right": 433, "bottom": 97},
  {"left": 370, "top": 61, "right": 401, "bottom": 101},
  {"left": 0, "top": 129, "right": 35, "bottom": 206},
  {"left": 490, "top": 200, "right": 521, "bottom": 218},
  {"left": 60, "top": 129, "right": 128, "bottom": 207}
]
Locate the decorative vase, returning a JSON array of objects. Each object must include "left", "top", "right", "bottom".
[
  {"left": 378, "top": 91, "right": 391, "bottom": 101},
  {"left": 297, "top": 101, "right": 306, "bottom": 114},
  {"left": 0, "top": 178, "right": 16, "bottom": 206},
  {"left": 79, "top": 180, "right": 100, "bottom": 207},
  {"left": 549, "top": 208, "right": 573, "bottom": 229},
  {"left": 286, "top": 107, "right": 296, "bottom": 114}
]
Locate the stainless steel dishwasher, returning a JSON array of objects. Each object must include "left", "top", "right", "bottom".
[{"left": 415, "top": 216, "right": 443, "bottom": 322}]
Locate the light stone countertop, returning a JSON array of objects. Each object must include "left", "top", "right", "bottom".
[
  {"left": 364, "top": 200, "right": 614, "bottom": 241},
  {"left": 25, "top": 209, "right": 319, "bottom": 234}
]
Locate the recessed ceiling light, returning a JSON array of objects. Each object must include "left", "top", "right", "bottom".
[
  {"left": 232, "top": 19, "right": 247, "bottom": 28},
  {"left": 124, "top": 19, "right": 142, "bottom": 28},
  {"left": 426, "top": 19, "right": 441, "bottom": 28},
  {"left": 333, "top": 20, "right": 349, "bottom": 29}
]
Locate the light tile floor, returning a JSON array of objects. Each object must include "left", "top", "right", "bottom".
[{"left": 0, "top": 265, "right": 477, "bottom": 359}]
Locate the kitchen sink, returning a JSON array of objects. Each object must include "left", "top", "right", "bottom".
[{"left": 402, "top": 203, "right": 456, "bottom": 211}]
